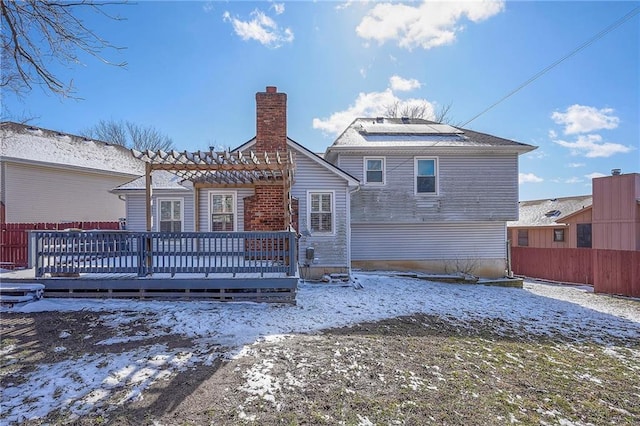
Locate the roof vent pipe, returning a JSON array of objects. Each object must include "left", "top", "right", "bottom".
[{"left": 611, "top": 168, "right": 621, "bottom": 176}]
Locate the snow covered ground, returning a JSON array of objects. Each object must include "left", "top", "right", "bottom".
[{"left": 1, "top": 273, "right": 639, "bottom": 424}]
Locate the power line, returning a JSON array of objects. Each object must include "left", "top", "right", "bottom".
[{"left": 460, "top": 6, "right": 640, "bottom": 127}]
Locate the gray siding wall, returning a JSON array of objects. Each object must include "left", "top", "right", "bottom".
[
  {"left": 292, "top": 149, "right": 350, "bottom": 267},
  {"left": 351, "top": 222, "right": 506, "bottom": 260},
  {"left": 125, "top": 191, "right": 194, "bottom": 232},
  {"left": 4, "top": 162, "right": 133, "bottom": 223},
  {"left": 338, "top": 152, "right": 519, "bottom": 223}
]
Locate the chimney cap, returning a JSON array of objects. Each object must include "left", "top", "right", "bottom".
[{"left": 266, "top": 86, "right": 277, "bottom": 93}]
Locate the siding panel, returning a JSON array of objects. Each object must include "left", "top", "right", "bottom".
[
  {"left": 352, "top": 222, "right": 506, "bottom": 260},
  {"left": 5, "top": 162, "right": 133, "bottom": 223},
  {"left": 292, "top": 150, "right": 350, "bottom": 267},
  {"left": 340, "top": 153, "right": 519, "bottom": 223}
]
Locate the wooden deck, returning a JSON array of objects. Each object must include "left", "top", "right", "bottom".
[
  {"left": 12, "top": 230, "right": 299, "bottom": 303},
  {"left": 1, "top": 268, "right": 298, "bottom": 303}
]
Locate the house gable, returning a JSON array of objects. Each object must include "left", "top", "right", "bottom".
[{"left": 235, "top": 137, "right": 359, "bottom": 187}]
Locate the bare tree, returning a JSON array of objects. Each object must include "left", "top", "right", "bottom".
[
  {"left": 0, "top": 0, "right": 126, "bottom": 98},
  {"left": 81, "top": 120, "right": 174, "bottom": 152},
  {"left": 384, "top": 100, "right": 455, "bottom": 124}
]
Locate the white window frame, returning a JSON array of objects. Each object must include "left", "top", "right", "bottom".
[
  {"left": 208, "top": 191, "right": 237, "bottom": 232},
  {"left": 363, "top": 157, "right": 386, "bottom": 185},
  {"left": 307, "top": 190, "right": 335, "bottom": 236},
  {"left": 414, "top": 157, "right": 439, "bottom": 195},
  {"left": 157, "top": 197, "right": 184, "bottom": 232}
]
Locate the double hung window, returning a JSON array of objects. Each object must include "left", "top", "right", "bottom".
[
  {"left": 158, "top": 199, "right": 182, "bottom": 232},
  {"left": 211, "top": 193, "right": 235, "bottom": 231},
  {"left": 309, "top": 192, "right": 333, "bottom": 234},
  {"left": 415, "top": 158, "right": 437, "bottom": 194},
  {"left": 364, "top": 157, "right": 385, "bottom": 185}
]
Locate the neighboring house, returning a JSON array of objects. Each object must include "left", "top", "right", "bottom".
[
  {"left": 323, "top": 117, "right": 536, "bottom": 278},
  {"left": 509, "top": 172, "right": 640, "bottom": 251},
  {"left": 113, "top": 87, "right": 359, "bottom": 279},
  {"left": 507, "top": 195, "right": 593, "bottom": 249},
  {"left": 0, "top": 122, "right": 144, "bottom": 223},
  {"left": 508, "top": 172, "right": 639, "bottom": 295}
]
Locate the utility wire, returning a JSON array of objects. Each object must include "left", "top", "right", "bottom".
[{"left": 460, "top": 6, "right": 640, "bottom": 127}]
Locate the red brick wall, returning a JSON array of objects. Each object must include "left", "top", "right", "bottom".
[
  {"left": 244, "top": 186, "right": 285, "bottom": 231},
  {"left": 255, "top": 86, "right": 287, "bottom": 154}
]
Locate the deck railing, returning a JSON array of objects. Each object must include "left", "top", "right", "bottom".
[{"left": 32, "top": 231, "right": 298, "bottom": 278}]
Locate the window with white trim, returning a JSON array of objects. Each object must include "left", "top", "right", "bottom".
[
  {"left": 210, "top": 192, "right": 235, "bottom": 231},
  {"left": 364, "top": 157, "right": 385, "bottom": 185},
  {"left": 415, "top": 158, "right": 437, "bottom": 194},
  {"left": 158, "top": 199, "right": 183, "bottom": 232},
  {"left": 309, "top": 192, "right": 333, "bottom": 234}
]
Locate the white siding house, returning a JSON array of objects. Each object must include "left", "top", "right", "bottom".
[
  {"left": 0, "top": 122, "right": 144, "bottom": 223},
  {"left": 325, "top": 118, "right": 536, "bottom": 278},
  {"left": 114, "top": 138, "right": 359, "bottom": 279},
  {"left": 237, "top": 137, "right": 359, "bottom": 278}
]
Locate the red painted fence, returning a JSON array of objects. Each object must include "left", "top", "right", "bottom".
[
  {"left": 512, "top": 247, "right": 640, "bottom": 298},
  {"left": 0, "top": 222, "right": 120, "bottom": 269},
  {"left": 511, "top": 247, "right": 593, "bottom": 284},
  {"left": 593, "top": 249, "right": 640, "bottom": 298}
]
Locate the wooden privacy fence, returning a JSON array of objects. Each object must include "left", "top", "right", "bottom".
[
  {"left": 511, "top": 247, "right": 593, "bottom": 284},
  {"left": 1, "top": 222, "right": 120, "bottom": 269},
  {"left": 512, "top": 247, "right": 640, "bottom": 298},
  {"left": 32, "top": 230, "right": 298, "bottom": 278},
  {"left": 593, "top": 249, "right": 640, "bottom": 298}
]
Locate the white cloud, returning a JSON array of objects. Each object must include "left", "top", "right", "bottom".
[
  {"left": 553, "top": 134, "right": 633, "bottom": 158},
  {"left": 389, "top": 75, "right": 421, "bottom": 91},
  {"left": 551, "top": 105, "right": 620, "bottom": 135},
  {"left": 528, "top": 150, "right": 548, "bottom": 159},
  {"left": 313, "top": 76, "right": 434, "bottom": 136},
  {"left": 564, "top": 177, "right": 583, "bottom": 184},
  {"left": 519, "top": 173, "right": 543, "bottom": 184},
  {"left": 313, "top": 89, "right": 399, "bottom": 135},
  {"left": 223, "top": 9, "right": 293, "bottom": 48},
  {"left": 567, "top": 162, "right": 585, "bottom": 168},
  {"left": 585, "top": 172, "right": 607, "bottom": 179},
  {"left": 355, "top": 1, "right": 505, "bottom": 50},
  {"left": 202, "top": 2, "right": 215, "bottom": 13},
  {"left": 272, "top": 3, "right": 285, "bottom": 15}
]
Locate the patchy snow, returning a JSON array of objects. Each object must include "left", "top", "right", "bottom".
[{"left": 1, "top": 273, "right": 639, "bottom": 424}]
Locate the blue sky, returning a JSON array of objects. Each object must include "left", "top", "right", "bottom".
[{"left": 3, "top": 1, "right": 639, "bottom": 201}]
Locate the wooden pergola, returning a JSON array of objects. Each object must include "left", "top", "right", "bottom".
[{"left": 132, "top": 148, "right": 295, "bottom": 232}]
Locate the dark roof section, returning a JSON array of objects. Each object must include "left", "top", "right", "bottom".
[
  {"left": 507, "top": 195, "right": 593, "bottom": 227},
  {"left": 326, "top": 117, "right": 537, "bottom": 153}
]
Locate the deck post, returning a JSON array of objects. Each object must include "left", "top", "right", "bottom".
[
  {"left": 287, "top": 232, "right": 297, "bottom": 276},
  {"left": 145, "top": 163, "right": 153, "bottom": 275}
]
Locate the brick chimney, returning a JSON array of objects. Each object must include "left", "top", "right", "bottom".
[
  {"left": 255, "top": 86, "right": 287, "bottom": 154},
  {"left": 244, "top": 86, "right": 289, "bottom": 232}
]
